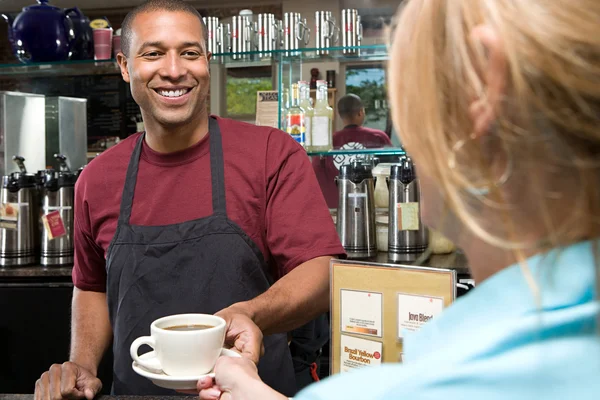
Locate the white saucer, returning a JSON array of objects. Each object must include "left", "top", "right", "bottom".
[{"left": 132, "top": 348, "right": 241, "bottom": 390}]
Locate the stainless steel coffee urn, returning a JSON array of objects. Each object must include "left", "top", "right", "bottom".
[
  {"left": 388, "top": 157, "right": 429, "bottom": 262},
  {"left": 38, "top": 155, "right": 77, "bottom": 266},
  {"left": 336, "top": 161, "right": 377, "bottom": 259},
  {"left": 0, "top": 156, "right": 39, "bottom": 267}
]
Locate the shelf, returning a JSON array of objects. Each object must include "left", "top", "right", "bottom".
[
  {"left": 213, "top": 44, "right": 389, "bottom": 65},
  {"left": 307, "top": 147, "right": 404, "bottom": 157},
  {"left": 0, "top": 45, "right": 387, "bottom": 77},
  {"left": 0, "top": 58, "right": 120, "bottom": 77}
]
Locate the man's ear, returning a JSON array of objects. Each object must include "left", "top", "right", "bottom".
[{"left": 116, "top": 53, "right": 131, "bottom": 83}]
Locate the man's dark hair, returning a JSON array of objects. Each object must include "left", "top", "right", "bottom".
[
  {"left": 120, "top": 0, "right": 208, "bottom": 57},
  {"left": 337, "top": 94, "right": 364, "bottom": 119}
]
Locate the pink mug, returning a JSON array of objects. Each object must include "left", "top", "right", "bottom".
[
  {"left": 93, "top": 28, "right": 113, "bottom": 60},
  {"left": 112, "top": 35, "right": 122, "bottom": 58}
]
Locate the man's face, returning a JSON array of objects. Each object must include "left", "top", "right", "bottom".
[{"left": 117, "top": 11, "right": 211, "bottom": 128}]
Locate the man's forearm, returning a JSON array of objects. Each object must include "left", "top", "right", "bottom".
[
  {"left": 69, "top": 287, "right": 113, "bottom": 376},
  {"left": 237, "top": 256, "right": 332, "bottom": 336}
]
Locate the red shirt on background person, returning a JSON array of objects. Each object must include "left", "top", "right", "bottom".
[{"left": 312, "top": 94, "right": 393, "bottom": 208}]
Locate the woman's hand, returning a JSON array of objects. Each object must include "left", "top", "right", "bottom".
[{"left": 198, "top": 356, "right": 287, "bottom": 400}]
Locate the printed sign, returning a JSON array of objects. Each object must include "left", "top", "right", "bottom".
[
  {"left": 255, "top": 91, "right": 280, "bottom": 129},
  {"left": 398, "top": 202, "right": 420, "bottom": 230},
  {"left": 0, "top": 203, "right": 19, "bottom": 230},
  {"left": 42, "top": 211, "right": 67, "bottom": 239},
  {"left": 340, "top": 335, "right": 382, "bottom": 373},
  {"left": 397, "top": 293, "right": 444, "bottom": 339},
  {"left": 341, "top": 289, "right": 382, "bottom": 337}
]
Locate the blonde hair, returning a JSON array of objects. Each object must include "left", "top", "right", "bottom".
[{"left": 388, "top": 0, "right": 600, "bottom": 262}]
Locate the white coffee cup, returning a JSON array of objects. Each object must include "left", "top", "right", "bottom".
[{"left": 130, "top": 313, "right": 226, "bottom": 376}]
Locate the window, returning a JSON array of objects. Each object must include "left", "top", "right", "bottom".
[
  {"left": 225, "top": 66, "right": 272, "bottom": 119},
  {"left": 345, "top": 64, "right": 388, "bottom": 132}
]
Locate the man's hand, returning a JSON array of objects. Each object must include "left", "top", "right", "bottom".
[
  {"left": 34, "top": 362, "right": 102, "bottom": 400},
  {"left": 216, "top": 304, "right": 264, "bottom": 364}
]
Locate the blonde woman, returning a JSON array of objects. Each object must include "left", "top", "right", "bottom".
[{"left": 198, "top": 0, "right": 600, "bottom": 398}]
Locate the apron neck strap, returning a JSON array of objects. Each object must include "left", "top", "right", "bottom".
[{"left": 117, "top": 116, "right": 227, "bottom": 226}]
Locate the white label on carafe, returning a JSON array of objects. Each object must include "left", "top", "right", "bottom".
[
  {"left": 312, "top": 116, "right": 330, "bottom": 146},
  {"left": 397, "top": 202, "right": 420, "bottom": 230}
]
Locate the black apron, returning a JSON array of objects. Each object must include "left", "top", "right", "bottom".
[{"left": 105, "top": 117, "right": 297, "bottom": 396}]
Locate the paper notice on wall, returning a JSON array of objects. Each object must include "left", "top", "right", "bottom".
[
  {"left": 341, "top": 289, "right": 383, "bottom": 337},
  {"left": 255, "top": 91, "right": 280, "bottom": 128},
  {"left": 340, "top": 335, "right": 382, "bottom": 373},
  {"left": 397, "top": 293, "right": 444, "bottom": 339}
]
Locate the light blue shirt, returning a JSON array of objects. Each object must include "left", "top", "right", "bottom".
[{"left": 296, "top": 241, "right": 600, "bottom": 399}]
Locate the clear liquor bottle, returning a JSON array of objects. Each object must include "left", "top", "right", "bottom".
[
  {"left": 311, "top": 80, "right": 333, "bottom": 151},
  {"left": 286, "top": 84, "right": 306, "bottom": 147},
  {"left": 299, "top": 81, "right": 314, "bottom": 150},
  {"left": 280, "top": 88, "right": 290, "bottom": 132}
]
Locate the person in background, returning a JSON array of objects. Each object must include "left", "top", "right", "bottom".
[
  {"left": 312, "top": 94, "right": 393, "bottom": 208},
  {"left": 333, "top": 94, "right": 392, "bottom": 149},
  {"left": 199, "top": 0, "right": 600, "bottom": 398},
  {"left": 33, "top": 0, "right": 343, "bottom": 397}
]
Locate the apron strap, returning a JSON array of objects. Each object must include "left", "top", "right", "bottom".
[
  {"left": 117, "top": 133, "right": 144, "bottom": 225},
  {"left": 208, "top": 117, "right": 227, "bottom": 216},
  {"left": 117, "top": 117, "right": 227, "bottom": 226}
]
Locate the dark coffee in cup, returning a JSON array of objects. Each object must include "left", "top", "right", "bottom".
[{"left": 164, "top": 324, "right": 214, "bottom": 331}]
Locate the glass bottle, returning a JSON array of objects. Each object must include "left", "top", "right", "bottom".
[
  {"left": 299, "top": 81, "right": 314, "bottom": 150},
  {"left": 286, "top": 83, "right": 306, "bottom": 147},
  {"left": 311, "top": 80, "right": 333, "bottom": 151},
  {"left": 280, "top": 88, "right": 290, "bottom": 132}
]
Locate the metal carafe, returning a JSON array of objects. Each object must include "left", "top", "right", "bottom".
[
  {"left": 39, "top": 154, "right": 77, "bottom": 266},
  {"left": 341, "top": 9, "right": 362, "bottom": 55},
  {"left": 203, "top": 17, "right": 220, "bottom": 55},
  {"left": 336, "top": 161, "right": 377, "bottom": 259},
  {"left": 282, "top": 12, "right": 309, "bottom": 56},
  {"left": 315, "top": 11, "right": 339, "bottom": 55},
  {"left": 0, "top": 156, "right": 38, "bottom": 267},
  {"left": 231, "top": 15, "right": 255, "bottom": 59},
  {"left": 256, "top": 13, "right": 277, "bottom": 58},
  {"left": 387, "top": 157, "right": 429, "bottom": 262}
]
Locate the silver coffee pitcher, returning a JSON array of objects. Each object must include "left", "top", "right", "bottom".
[
  {"left": 341, "top": 9, "right": 363, "bottom": 55},
  {"left": 282, "top": 12, "right": 309, "bottom": 56},
  {"left": 315, "top": 11, "right": 339, "bottom": 55},
  {"left": 0, "top": 156, "right": 39, "bottom": 267},
  {"left": 231, "top": 15, "right": 255, "bottom": 59},
  {"left": 336, "top": 161, "right": 377, "bottom": 259},
  {"left": 203, "top": 17, "right": 220, "bottom": 55},
  {"left": 387, "top": 157, "right": 429, "bottom": 262},
  {"left": 256, "top": 13, "right": 278, "bottom": 58},
  {"left": 38, "top": 154, "right": 77, "bottom": 266}
]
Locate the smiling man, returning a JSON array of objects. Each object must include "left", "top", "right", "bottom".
[{"left": 33, "top": 0, "right": 343, "bottom": 398}]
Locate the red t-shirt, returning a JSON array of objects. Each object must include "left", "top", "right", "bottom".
[
  {"left": 312, "top": 125, "right": 393, "bottom": 208},
  {"left": 73, "top": 116, "right": 345, "bottom": 292}
]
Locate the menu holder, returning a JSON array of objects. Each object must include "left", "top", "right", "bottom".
[
  {"left": 330, "top": 259, "right": 456, "bottom": 375},
  {"left": 255, "top": 90, "right": 279, "bottom": 129}
]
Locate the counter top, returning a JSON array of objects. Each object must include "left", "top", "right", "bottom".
[
  {"left": 0, "top": 396, "right": 181, "bottom": 400},
  {"left": 0, "top": 252, "right": 469, "bottom": 279},
  {"left": 0, "top": 265, "right": 73, "bottom": 278}
]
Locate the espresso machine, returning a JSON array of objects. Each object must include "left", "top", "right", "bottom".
[
  {"left": 388, "top": 157, "right": 429, "bottom": 262},
  {"left": 336, "top": 160, "right": 377, "bottom": 259}
]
